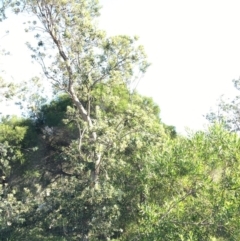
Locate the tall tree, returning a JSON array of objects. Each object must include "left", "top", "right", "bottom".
[
  {"left": 0, "top": 1, "right": 155, "bottom": 239},
  {"left": 6, "top": 0, "right": 149, "bottom": 186}
]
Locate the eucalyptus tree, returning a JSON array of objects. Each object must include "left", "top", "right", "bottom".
[
  {"left": 0, "top": 0, "right": 161, "bottom": 240},
  {"left": 5, "top": 0, "right": 149, "bottom": 186}
]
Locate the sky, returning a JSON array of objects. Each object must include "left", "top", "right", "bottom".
[{"left": 1, "top": 0, "right": 240, "bottom": 134}]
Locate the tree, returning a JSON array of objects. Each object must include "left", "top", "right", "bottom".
[
  {"left": 125, "top": 124, "right": 240, "bottom": 241},
  {"left": 206, "top": 78, "right": 240, "bottom": 133},
  {"left": 9, "top": 0, "right": 148, "bottom": 186},
  {"left": 8, "top": 1, "right": 240, "bottom": 241},
  {"left": 0, "top": 2, "right": 158, "bottom": 239},
  {"left": 0, "top": 84, "right": 169, "bottom": 240},
  {"left": 0, "top": 116, "right": 40, "bottom": 238}
]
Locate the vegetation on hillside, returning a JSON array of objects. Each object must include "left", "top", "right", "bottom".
[{"left": 1, "top": 1, "right": 240, "bottom": 240}]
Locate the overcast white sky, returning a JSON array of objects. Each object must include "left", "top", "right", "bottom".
[{"left": 1, "top": 0, "right": 240, "bottom": 133}]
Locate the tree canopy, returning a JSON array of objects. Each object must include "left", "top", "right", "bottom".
[{"left": 0, "top": 1, "right": 240, "bottom": 240}]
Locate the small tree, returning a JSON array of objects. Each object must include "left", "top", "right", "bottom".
[{"left": 206, "top": 78, "right": 240, "bottom": 133}]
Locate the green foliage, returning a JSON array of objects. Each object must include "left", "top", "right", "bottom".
[
  {"left": 0, "top": 116, "right": 40, "bottom": 237},
  {"left": 206, "top": 78, "right": 240, "bottom": 133},
  {"left": 1, "top": 1, "right": 240, "bottom": 241},
  {"left": 39, "top": 94, "right": 73, "bottom": 127},
  {"left": 2, "top": 83, "right": 240, "bottom": 240},
  {"left": 163, "top": 124, "right": 177, "bottom": 139},
  {"left": 0, "top": 76, "right": 169, "bottom": 240},
  {"left": 0, "top": 76, "right": 19, "bottom": 102},
  {"left": 124, "top": 124, "right": 240, "bottom": 240},
  {"left": 0, "top": 116, "right": 38, "bottom": 164}
]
